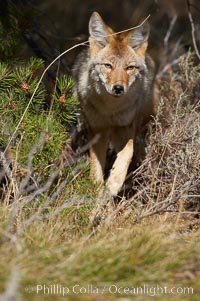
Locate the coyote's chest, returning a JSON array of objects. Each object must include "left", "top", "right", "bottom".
[{"left": 81, "top": 91, "right": 140, "bottom": 129}]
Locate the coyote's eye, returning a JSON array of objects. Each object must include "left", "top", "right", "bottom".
[
  {"left": 126, "top": 65, "right": 135, "bottom": 71},
  {"left": 104, "top": 63, "right": 112, "bottom": 69}
]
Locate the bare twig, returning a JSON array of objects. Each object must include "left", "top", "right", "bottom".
[
  {"left": 0, "top": 267, "right": 20, "bottom": 301},
  {"left": 18, "top": 132, "right": 47, "bottom": 195},
  {"left": 187, "top": 0, "right": 200, "bottom": 60},
  {"left": 0, "top": 151, "right": 12, "bottom": 181},
  {"left": 164, "top": 15, "right": 177, "bottom": 48},
  {"left": 156, "top": 54, "right": 185, "bottom": 79},
  {"left": 17, "top": 197, "right": 95, "bottom": 235},
  {"left": 133, "top": 178, "right": 198, "bottom": 223}
]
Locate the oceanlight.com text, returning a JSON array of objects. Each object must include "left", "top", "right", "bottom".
[{"left": 25, "top": 283, "right": 194, "bottom": 296}]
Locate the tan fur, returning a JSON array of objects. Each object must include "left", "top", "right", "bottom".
[{"left": 73, "top": 12, "right": 157, "bottom": 196}]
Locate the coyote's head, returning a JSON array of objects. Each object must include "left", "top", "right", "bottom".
[{"left": 89, "top": 12, "right": 150, "bottom": 97}]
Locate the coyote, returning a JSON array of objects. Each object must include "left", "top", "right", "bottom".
[{"left": 73, "top": 12, "right": 157, "bottom": 196}]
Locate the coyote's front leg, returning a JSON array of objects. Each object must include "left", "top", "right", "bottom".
[
  {"left": 89, "top": 130, "right": 108, "bottom": 184},
  {"left": 106, "top": 138, "right": 134, "bottom": 196}
]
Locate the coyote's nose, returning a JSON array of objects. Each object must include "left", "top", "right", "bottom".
[{"left": 113, "top": 84, "right": 124, "bottom": 95}]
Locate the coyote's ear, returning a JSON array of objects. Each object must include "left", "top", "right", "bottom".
[
  {"left": 128, "top": 21, "right": 150, "bottom": 56},
  {"left": 89, "top": 12, "right": 112, "bottom": 48}
]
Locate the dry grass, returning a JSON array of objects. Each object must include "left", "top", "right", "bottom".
[{"left": 0, "top": 51, "right": 200, "bottom": 301}]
